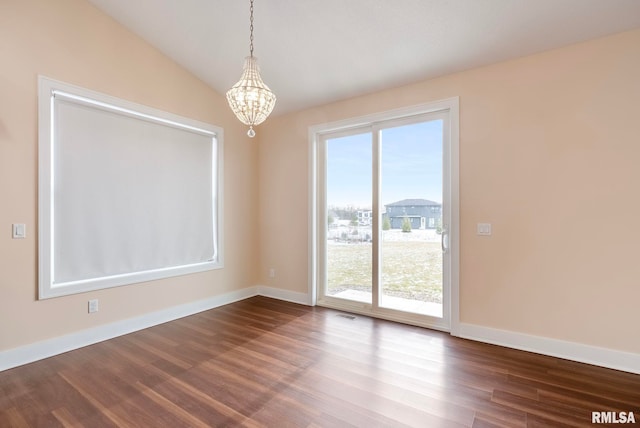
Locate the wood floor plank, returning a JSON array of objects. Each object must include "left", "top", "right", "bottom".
[
  {"left": 0, "top": 407, "right": 31, "bottom": 428},
  {"left": 140, "top": 363, "right": 264, "bottom": 427},
  {"left": 1, "top": 296, "right": 639, "bottom": 427},
  {"left": 491, "top": 389, "right": 593, "bottom": 427}
]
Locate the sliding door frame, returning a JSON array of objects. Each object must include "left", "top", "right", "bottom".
[{"left": 308, "top": 98, "right": 459, "bottom": 334}]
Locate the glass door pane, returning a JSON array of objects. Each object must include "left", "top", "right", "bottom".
[
  {"left": 380, "top": 120, "right": 443, "bottom": 317},
  {"left": 325, "top": 132, "right": 373, "bottom": 304}
]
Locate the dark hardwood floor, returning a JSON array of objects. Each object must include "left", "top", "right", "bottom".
[{"left": 1, "top": 296, "right": 638, "bottom": 427}]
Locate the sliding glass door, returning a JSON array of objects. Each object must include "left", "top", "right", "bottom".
[
  {"left": 325, "top": 130, "right": 373, "bottom": 305},
  {"left": 315, "top": 101, "right": 457, "bottom": 331},
  {"left": 379, "top": 120, "right": 444, "bottom": 319}
]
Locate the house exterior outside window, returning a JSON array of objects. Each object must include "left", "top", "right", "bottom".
[
  {"left": 357, "top": 210, "right": 373, "bottom": 226},
  {"left": 384, "top": 198, "right": 441, "bottom": 230}
]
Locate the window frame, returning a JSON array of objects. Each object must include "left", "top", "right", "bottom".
[{"left": 38, "top": 76, "right": 224, "bottom": 299}]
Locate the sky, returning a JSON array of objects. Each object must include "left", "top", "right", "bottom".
[{"left": 326, "top": 119, "right": 443, "bottom": 209}]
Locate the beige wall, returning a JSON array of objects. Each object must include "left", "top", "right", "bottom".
[
  {"left": 259, "top": 29, "right": 640, "bottom": 354},
  {"left": 0, "top": 0, "right": 258, "bottom": 351}
]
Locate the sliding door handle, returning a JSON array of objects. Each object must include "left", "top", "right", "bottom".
[{"left": 441, "top": 226, "right": 449, "bottom": 253}]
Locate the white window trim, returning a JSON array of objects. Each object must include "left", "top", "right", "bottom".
[{"left": 38, "top": 76, "right": 224, "bottom": 299}]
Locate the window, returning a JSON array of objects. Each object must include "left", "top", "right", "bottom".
[{"left": 38, "top": 77, "right": 223, "bottom": 299}]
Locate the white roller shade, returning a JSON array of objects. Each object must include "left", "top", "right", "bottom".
[{"left": 38, "top": 77, "right": 223, "bottom": 299}]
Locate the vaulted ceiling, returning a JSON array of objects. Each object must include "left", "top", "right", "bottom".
[{"left": 88, "top": 0, "right": 640, "bottom": 115}]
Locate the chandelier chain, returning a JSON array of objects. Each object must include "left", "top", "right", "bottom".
[{"left": 249, "top": 0, "right": 254, "bottom": 57}]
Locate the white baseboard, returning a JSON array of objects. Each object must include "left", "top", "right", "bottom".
[
  {"left": 457, "top": 322, "right": 640, "bottom": 375},
  {"left": 0, "top": 287, "right": 259, "bottom": 372},
  {"left": 256, "top": 285, "right": 312, "bottom": 305}
]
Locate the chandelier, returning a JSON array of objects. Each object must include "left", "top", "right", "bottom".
[{"left": 226, "top": 0, "right": 276, "bottom": 138}]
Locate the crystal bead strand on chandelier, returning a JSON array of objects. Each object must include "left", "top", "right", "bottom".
[{"left": 226, "top": 0, "right": 276, "bottom": 138}]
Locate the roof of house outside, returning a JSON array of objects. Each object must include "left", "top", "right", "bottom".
[{"left": 385, "top": 199, "right": 441, "bottom": 207}]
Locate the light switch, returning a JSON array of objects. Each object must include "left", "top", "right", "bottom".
[
  {"left": 12, "top": 224, "right": 26, "bottom": 239},
  {"left": 477, "top": 223, "right": 492, "bottom": 236}
]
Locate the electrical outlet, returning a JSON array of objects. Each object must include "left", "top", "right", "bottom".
[
  {"left": 88, "top": 299, "right": 99, "bottom": 314},
  {"left": 269, "top": 268, "right": 276, "bottom": 278}
]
